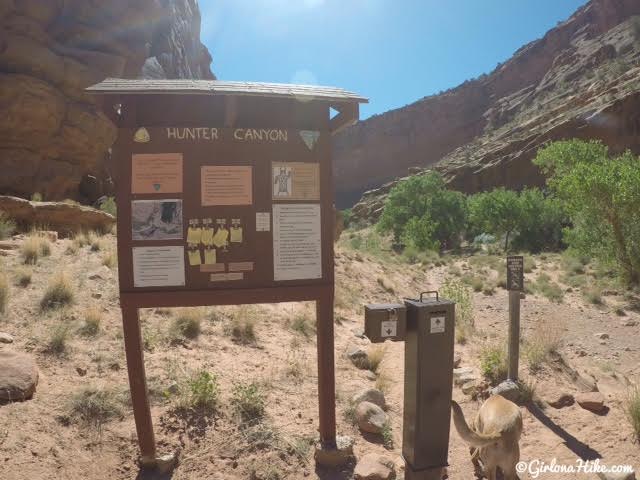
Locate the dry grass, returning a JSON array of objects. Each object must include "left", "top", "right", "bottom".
[
  {"left": 626, "top": 386, "right": 640, "bottom": 441},
  {"left": 79, "top": 307, "right": 102, "bottom": 336},
  {"left": 375, "top": 371, "right": 393, "bottom": 394},
  {"left": 46, "top": 323, "right": 71, "bottom": 355},
  {"left": 0, "top": 213, "right": 16, "bottom": 240},
  {"left": 169, "top": 308, "right": 203, "bottom": 341},
  {"left": 0, "top": 274, "right": 9, "bottom": 314},
  {"left": 225, "top": 307, "right": 257, "bottom": 345},
  {"left": 21, "top": 235, "right": 51, "bottom": 265},
  {"left": 367, "top": 345, "right": 386, "bottom": 373},
  {"left": 14, "top": 267, "right": 32, "bottom": 287},
  {"left": 40, "top": 272, "right": 74, "bottom": 310},
  {"left": 101, "top": 250, "right": 116, "bottom": 269},
  {"left": 289, "top": 312, "right": 315, "bottom": 338},
  {"left": 69, "top": 387, "right": 122, "bottom": 431},
  {"left": 524, "top": 318, "right": 563, "bottom": 373}
]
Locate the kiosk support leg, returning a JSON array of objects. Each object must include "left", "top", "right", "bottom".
[
  {"left": 316, "top": 293, "right": 337, "bottom": 446},
  {"left": 121, "top": 305, "right": 156, "bottom": 463}
]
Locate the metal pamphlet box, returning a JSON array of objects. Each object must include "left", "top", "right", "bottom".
[
  {"left": 365, "top": 292, "right": 455, "bottom": 480},
  {"left": 87, "top": 78, "right": 367, "bottom": 467}
]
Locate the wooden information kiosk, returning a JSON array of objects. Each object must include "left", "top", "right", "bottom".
[{"left": 87, "top": 79, "right": 367, "bottom": 466}]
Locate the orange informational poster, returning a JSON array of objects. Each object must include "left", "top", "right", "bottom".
[
  {"left": 272, "top": 162, "right": 320, "bottom": 201},
  {"left": 201, "top": 166, "right": 253, "bottom": 206},
  {"left": 132, "top": 153, "right": 183, "bottom": 194}
]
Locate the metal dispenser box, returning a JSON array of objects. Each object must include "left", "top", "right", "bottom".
[
  {"left": 402, "top": 292, "right": 456, "bottom": 479},
  {"left": 364, "top": 303, "right": 407, "bottom": 343}
]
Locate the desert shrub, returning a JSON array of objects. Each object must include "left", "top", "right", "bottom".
[
  {"left": 402, "top": 245, "right": 440, "bottom": 265},
  {"left": 290, "top": 313, "right": 314, "bottom": 338},
  {"left": 524, "top": 257, "right": 536, "bottom": 273},
  {"left": 0, "top": 274, "right": 9, "bottom": 314},
  {"left": 31, "top": 193, "right": 43, "bottom": 202},
  {"left": 225, "top": 311, "right": 257, "bottom": 345},
  {"left": 524, "top": 319, "right": 563, "bottom": 373},
  {"left": 15, "top": 267, "right": 32, "bottom": 287},
  {"left": 376, "top": 276, "right": 395, "bottom": 294},
  {"left": 377, "top": 172, "right": 467, "bottom": 250},
  {"left": 99, "top": 197, "right": 117, "bottom": 217},
  {"left": 583, "top": 286, "right": 603, "bottom": 305},
  {"left": 0, "top": 213, "right": 16, "bottom": 239},
  {"left": 40, "top": 272, "right": 74, "bottom": 310},
  {"left": 21, "top": 236, "right": 44, "bottom": 264},
  {"left": 69, "top": 387, "right": 122, "bottom": 430},
  {"left": 534, "top": 273, "right": 564, "bottom": 303},
  {"left": 480, "top": 343, "right": 508, "bottom": 385},
  {"left": 470, "top": 276, "right": 484, "bottom": 292},
  {"left": 175, "top": 370, "right": 219, "bottom": 411},
  {"left": 535, "top": 140, "right": 640, "bottom": 286},
  {"left": 381, "top": 422, "right": 394, "bottom": 449},
  {"left": 626, "top": 386, "right": 640, "bottom": 441},
  {"left": 440, "top": 278, "right": 474, "bottom": 343},
  {"left": 367, "top": 345, "right": 386, "bottom": 373},
  {"left": 169, "top": 309, "right": 202, "bottom": 340},
  {"left": 79, "top": 307, "right": 102, "bottom": 336},
  {"left": 47, "top": 324, "right": 71, "bottom": 354},
  {"left": 102, "top": 250, "right": 116, "bottom": 268},
  {"left": 231, "top": 382, "right": 266, "bottom": 423}
]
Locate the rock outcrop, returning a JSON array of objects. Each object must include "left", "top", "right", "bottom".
[
  {"left": 0, "top": 0, "right": 214, "bottom": 202},
  {"left": 335, "top": 0, "right": 640, "bottom": 217}
]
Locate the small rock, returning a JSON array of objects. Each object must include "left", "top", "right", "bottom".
[
  {"left": 354, "top": 453, "right": 396, "bottom": 480},
  {"left": 461, "top": 380, "right": 478, "bottom": 396},
  {"left": 365, "top": 371, "right": 377, "bottom": 381},
  {"left": 314, "top": 435, "right": 354, "bottom": 467},
  {"left": 576, "top": 392, "right": 606, "bottom": 413},
  {"left": 347, "top": 346, "right": 369, "bottom": 369},
  {"left": 167, "top": 383, "right": 180, "bottom": 395},
  {"left": 0, "top": 332, "right": 14, "bottom": 344},
  {"left": 595, "top": 333, "right": 609, "bottom": 340},
  {"left": 355, "top": 401, "right": 389, "bottom": 434},
  {"left": 0, "top": 350, "right": 39, "bottom": 400},
  {"left": 548, "top": 392, "right": 575, "bottom": 408},
  {"left": 453, "top": 354, "right": 461, "bottom": 368},
  {"left": 491, "top": 379, "right": 520, "bottom": 403},
  {"left": 75, "top": 366, "right": 87, "bottom": 377},
  {"left": 577, "top": 349, "right": 588, "bottom": 357},
  {"left": 92, "top": 293, "right": 102, "bottom": 299},
  {"left": 156, "top": 452, "right": 179, "bottom": 474},
  {"left": 623, "top": 320, "right": 637, "bottom": 327},
  {"left": 453, "top": 367, "right": 475, "bottom": 386},
  {"left": 352, "top": 388, "right": 386, "bottom": 409}
]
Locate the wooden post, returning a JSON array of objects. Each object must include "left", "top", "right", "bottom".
[
  {"left": 121, "top": 305, "right": 156, "bottom": 463},
  {"left": 316, "top": 290, "right": 337, "bottom": 446},
  {"left": 507, "top": 290, "right": 521, "bottom": 381}
]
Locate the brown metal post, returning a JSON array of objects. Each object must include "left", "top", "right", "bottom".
[
  {"left": 316, "top": 290, "right": 337, "bottom": 446},
  {"left": 121, "top": 305, "right": 156, "bottom": 462},
  {"left": 507, "top": 290, "right": 521, "bottom": 381}
]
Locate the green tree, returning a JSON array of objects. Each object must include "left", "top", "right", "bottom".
[
  {"left": 468, "top": 188, "right": 521, "bottom": 251},
  {"left": 512, "top": 188, "right": 566, "bottom": 252},
  {"left": 377, "top": 172, "right": 467, "bottom": 250},
  {"left": 534, "top": 139, "right": 640, "bottom": 286}
]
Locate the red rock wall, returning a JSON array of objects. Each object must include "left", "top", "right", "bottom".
[{"left": 0, "top": 0, "right": 213, "bottom": 202}]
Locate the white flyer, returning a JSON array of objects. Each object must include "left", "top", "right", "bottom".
[
  {"left": 381, "top": 320, "right": 397, "bottom": 338},
  {"left": 273, "top": 204, "right": 322, "bottom": 281},
  {"left": 256, "top": 212, "right": 271, "bottom": 232},
  {"left": 132, "top": 246, "right": 185, "bottom": 287}
]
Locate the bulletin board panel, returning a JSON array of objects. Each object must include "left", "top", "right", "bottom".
[{"left": 112, "top": 95, "right": 336, "bottom": 308}]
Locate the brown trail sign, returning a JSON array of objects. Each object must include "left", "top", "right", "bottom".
[{"left": 87, "top": 79, "right": 367, "bottom": 468}]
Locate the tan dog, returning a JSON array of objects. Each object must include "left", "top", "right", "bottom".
[{"left": 451, "top": 396, "right": 523, "bottom": 480}]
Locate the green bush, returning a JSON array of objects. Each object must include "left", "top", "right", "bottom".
[
  {"left": 480, "top": 343, "right": 508, "bottom": 385},
  {"left": 534, "top": 140, "right": 640, "bottom": 286},
  {"left": 182, "top": 370, "right": 219, "bottom": 411},
  {"left": 377, "top": 172, "right": 467, "bottom": 250},
  {"left": 99, "top": 197, "right": 117, "bottom": 217},
  {"left": 231, "top": 382, "right": 266, "bottom": 423},
  {"left": 440, "top": 278, "right": 474, "bottom": 343}
]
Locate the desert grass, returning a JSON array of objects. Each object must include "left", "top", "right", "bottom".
[
  {"left": 524, "top": 318, "right": 563, "bottom": 373},
  {"left": 0, "top": 213, "right": 16, "bottom": 240},
  {"left": 534, "top": 273, "right": 564, "bottom": 303},
  {"left": 231, "top": 381, "right": 266, "bottom": 423},
  {"left": 440, "top": 278, "right": 475, "bottom": 344},
  {"left": 46, "top": 323, "right": 71, "bottom": 355},
  {"left": 289, "top": 312, "right": 315, "bottom": 338},
  {"left": 583, "top": 285, "right": 603, "bottom": 305},
  {"left": 169, "top": 308, "right": 203, "bottom": 341},
  {"left": 224, "top": 307, "right": 257, "bottom": 345},
  {"left": 14, "top": 267, "right": 32, "bottom": 287},
  {"left": 480, "top": 342, "right": 508, "bottom": 385},
  {"left": 69, "top": 387, "right": 122, "bottom": 431},
  {"left": 79, "top": 307, "right": 102, "bottom": 336},
  {"left": 40, "top": 272, "right": 74, "bottom": 310},
  {"left": 101, "top": 250, "right": 116, "bottom": 269},
  {"left": 367, "top": 345, "right": 386, "bottom": 373},
  {"left": 173, "top": 370, "right": 220, "bottom": 412},
  {"left": 626, "top": 386, "right": 640, "bottom": 441},
  {"left": 21, "top": 235, "right": 51, "bottom": 265}
]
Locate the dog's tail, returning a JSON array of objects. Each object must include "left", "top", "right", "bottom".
[{"left": 451, "top": 400, "right": 502, "bottom": 448}]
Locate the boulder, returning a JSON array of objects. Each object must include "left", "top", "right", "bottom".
[
  {"left": 576, "top": 392, "right": 606, "bottom": 413},
  {"left": 0, "top": 196, "right": 114, "bottom": 234},
  {"left": 352, "top": 389, "right": 386, "bottom": 409},
  {"left": 314, "top": 435, "right": 354, "bottom": 467},
  {"left": 547, "top": 392, "right": 575, "bottom": 409},
  {"left": 0, "top": 332, "right": 14, "bottom": 344},
  {"left": 354, "top": 453, "right": 396, "bottom": 480},
  {"left": 355, "top": 401, "right": 389, "bottom": 434},
  {"left": 490, "top": 379, "right": 521, "bottom": 403},
  {"left": 0, "top": 350, "right": 39, "bottom": 400},
  {"left": 348, "top": 346, "right": 369, "bottom": 369}
]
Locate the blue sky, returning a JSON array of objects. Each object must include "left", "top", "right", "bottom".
[{"left": 200, "top": 0, "right": 587, "bottom": 119}]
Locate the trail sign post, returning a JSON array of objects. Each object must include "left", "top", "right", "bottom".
[
  {"left": 87, "top": 79, "right": 366, "bottom": 468},
  {"left": 506, "top": 256, "right": 523, "bottom": 381}
]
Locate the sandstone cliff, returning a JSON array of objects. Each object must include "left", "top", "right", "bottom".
[
  {"left": 0, "top": 0, "right": 213, "bottom": 202},
  {"left": 335, "top": 0, "right": 640, "bottom": 219}
]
